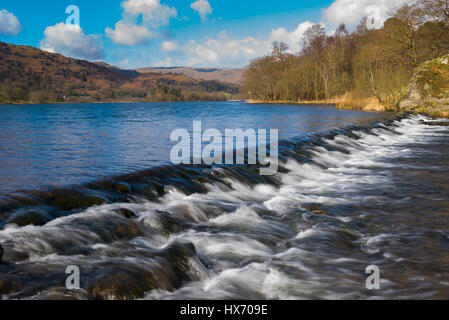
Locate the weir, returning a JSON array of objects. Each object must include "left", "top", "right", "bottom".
[{"left": 1, "top": 113, "right": 448, "bottom": 299}]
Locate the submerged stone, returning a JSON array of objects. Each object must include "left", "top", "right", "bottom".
[
  {"left": 89, "top": 272, "right": 154, "bottom": 300},
  {"left": 157, "top": 242, "right": 206, "bottom": 283},
  {"left": 113, "top": 182, "right": 132, "bottom": 194},
  {"left": 51, "top": 192, "right": 107, "bottom": 210},
  {"left": 113, "top": 208, "right": 136, "bottom": 219},
  {"left": 154, "top": 210, "right": 186, "bottom": 234},
  {"left": 337, "top": 228, "right": 360, "bottom": 241},
  {"left": 113, "top": 220, "right": 145, "bottom": 239},
  {"left": 88, "top": 267, "right": 178, "bottom": 300},
  {"left": 6, "top": 207, "right": 53, "bottom": 227}
]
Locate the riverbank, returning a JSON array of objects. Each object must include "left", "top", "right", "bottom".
[
  {"left": 246, "top": 96, "right": 449, "bottom": 118},
  {"left": 246, "top": 94, "right": 386, "bottom": 112}
]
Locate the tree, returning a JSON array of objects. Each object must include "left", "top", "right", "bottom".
[
  {"left": 384, "top": 4, "right": 426, "bottom": 68},
  {"left": 418, "top": 0, "right": 449, "bottom": 24}
]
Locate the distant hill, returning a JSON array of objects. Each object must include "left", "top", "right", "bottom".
[
  {"left": 136, "top": 67, "right": 245, "bottom": 85},
  {"left": 93, "top": 61, "right": 141, "bottom": 78},
  {"left": 0, "top": 42, "right": 239, "bottom": 104}
]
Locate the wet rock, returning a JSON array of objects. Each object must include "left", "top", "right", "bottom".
[
  {"left": 157, "top": 242, "right": 206, "bottom": 282},
  {"left": 113, "top": 183, "right": 132, "bottom": 194},
  {"left": 304, "top": 204, "right": 328, "bottom": 215},
  {"left": 89, "top": 267, "right": 177, "bottom": 300},
  {"left": 154, "top": 210, "right": 186, "bottom": 234},
  {"left": 113, "top": 208, "right": 136, "bottom": 219},
  {"left": 51, "top": 192, "right": 107, "bottom": 211},
  {"left": 0, "top": 275, "right": 22, "bottom": 295},
  {"left": 421, "top": 120, "right": 449, "bottom": 126},
  {"left": 6, "top": 207, "right": 53, "bottom": 227},
  {"left": 113, "top": 220, "right": 145, "bottom": 239},
  {"left": 337, "top": 228, "right": 360, "bottom": 241},
  {"left": 89, "top": 273, "right": 148, "bottom": 300},
  {"left": 0, "top": 245, "right": 3, "bottom": 262},
  {"left": 31, "top": 287, "right": 86, "bottom": 300},
  {"left": 134, "top": 185, "right": 158, "bottom": 201}
]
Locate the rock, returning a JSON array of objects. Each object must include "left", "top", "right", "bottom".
[
  {"left": 154, "top": 210, "right": 186, "bottom": 234},
  {"left": 113, "top": 183, "right": 132, "bottom": 194},
  {"left": 304, "top": 203, "right": 328, "bottom": 215},
  {"left": 400, "top": 54, "right": 449, "bottom": 117},
  {"left": 89, "top": 272, "right": 154, "bottom": 300},
  {"left": 113, "top": 208, "right": 136, "bottom": 219},
  {"left": 337, "top": 228, "right": 360, "bottom": 241},
  {"left": 157, "top": 242, "right": 207, "bottom": 282},
  {"left": 89, "top": 267, "right": 178, "bottom": 300},
  {"left": 0, "top": 275, "right": 22, "bottom": 295},
  {"left": 6, "top": 207, "right": 53, "bottom": 227},
  {"left": 51, "top": 192, "right": 107, "bottom": 210},
  {"left": 0, "top": 245, "right": 3, "bottom": 262},
  {"left": 113, "top": 220, "right": 144, "bottom": 239},
  {"left": 420, "top": 120, "right": 449, "bottom": 126}
]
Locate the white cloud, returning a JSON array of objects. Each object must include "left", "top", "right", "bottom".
[
  {"left": 269, "top": 21, "right": 315, "bottom": 53},
  {"left": 162, "top": 41, "right": 179, "bottom": 51},
  {"left": 0, "top": 9, "right": 22, "bottom": 36},
  {"left": 122, "top": 0, "right": 177, "bottom": 28},
  {"left": 40, "top": 23, "right": 103, "bottom": 60},
  {"left": 191, "top": 0, "right": 213, "bottom": 22},
  {"left": 184, "top": 30, "right": 271, "bottom": 68},
  {"left": 323, "top": 0, "right": 409, "bottom": 29},
  {"left": 106, "top": 21, "right": 156, "bottom": 46},
  {"left": 106, "top": 0, "right": 177, "bottom": 46}
]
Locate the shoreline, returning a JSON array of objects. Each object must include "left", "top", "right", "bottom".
[
  {"left": 245, "top": 97, "right": 386, "bottom": 112},
  {"left": 246, "top": 99, "right": 449, "bottom": 118},
  {"left": 0, "top": 99, "right": 244, "bottom": 106}
]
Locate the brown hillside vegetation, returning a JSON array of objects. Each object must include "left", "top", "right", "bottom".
[
  {"left": 0, "top": 42, "right": 239, "bottom": 104},
  {"left": 136, "top": 67, "right": 245, "bottom": 85}
]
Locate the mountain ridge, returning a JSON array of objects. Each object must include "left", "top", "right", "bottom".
[{"left": 0, "top": 41, "right": 240, "bottom": 104}]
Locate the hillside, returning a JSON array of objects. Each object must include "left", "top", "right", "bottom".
[
  {"left": 0, "top": 42, "right": 239, "bottom": 104},
  {"left": 136, "top": 67, "right": 245, "bottom": 85}
]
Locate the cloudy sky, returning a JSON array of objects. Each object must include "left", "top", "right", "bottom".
[{"left": 0, "top": 0, "right": 407, "bottom": 69}]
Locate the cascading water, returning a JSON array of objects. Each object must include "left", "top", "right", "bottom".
[{"left": 1, "top": 113, "right": 449, "bottom": 300}]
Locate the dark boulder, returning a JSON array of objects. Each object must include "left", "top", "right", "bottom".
[{"left": 0, "top": 245, "right": 3, "bottom": 262}]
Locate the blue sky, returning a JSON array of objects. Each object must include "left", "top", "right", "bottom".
[{"left": 0, "top": 0, "right": 405, "bottom": 68}]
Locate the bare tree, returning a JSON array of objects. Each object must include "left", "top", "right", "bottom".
[{"left": 418, "top": 0, "right": 449, "bottom": 23}]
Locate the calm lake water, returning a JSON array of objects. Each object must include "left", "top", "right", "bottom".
[
  {"left": 0, "top": 102, "right": 387, "bottom": 194},
  {"left": 1, "top": 101, "right": 449, "bottom": 300}
]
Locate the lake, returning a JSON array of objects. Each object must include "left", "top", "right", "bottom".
[{"left": 0, "top": 101, "right": 387, "bottom": 194}]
